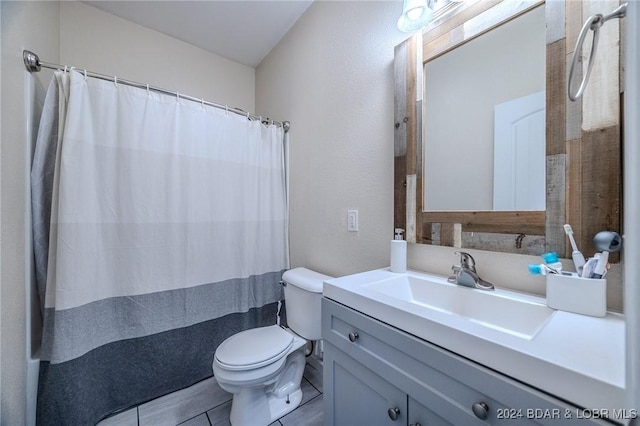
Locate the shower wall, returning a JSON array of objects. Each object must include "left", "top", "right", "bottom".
[{"left": 1, "top": 3, "right": 59, "bottom": 424}]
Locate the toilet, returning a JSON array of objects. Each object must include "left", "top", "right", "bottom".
[{"left": 212, "top": 267, "right": 331, "bottom": 426}]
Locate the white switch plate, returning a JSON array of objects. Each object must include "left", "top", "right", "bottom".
[{"left": 347, "top": 210, "right": 358, "bottom": 232}]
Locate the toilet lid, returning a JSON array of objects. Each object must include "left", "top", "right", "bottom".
[{"left": 215, "top": 325, "right": 294, "bottom": 370}]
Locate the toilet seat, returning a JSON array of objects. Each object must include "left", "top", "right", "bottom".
[{"left": 215, "top": 325, "right": 294, "bottom": 371}]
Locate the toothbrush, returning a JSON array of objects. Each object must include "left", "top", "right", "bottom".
[
  {"left": 528, "top": 264, "right": 560, "bottom": 275},
  {"left": 564, "top": 224, "right": 586, "bottom": 273}
]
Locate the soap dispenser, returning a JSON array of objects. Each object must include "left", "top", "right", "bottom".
[{"left": 390, "top": 228, "right": 407, "bottom": 273}]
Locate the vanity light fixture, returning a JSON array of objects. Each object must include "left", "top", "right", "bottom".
[
  {"left": 397, "top": 0, "right": 434, "bottom": 32},
  {"left": 397, "top": 0, "right": 466, "bottom": 33}
]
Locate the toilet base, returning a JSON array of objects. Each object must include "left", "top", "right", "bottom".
[
  {"left": 228, "top": 384, "right": 303, "bottom": 426},
  {"left": 269, "top": 387, "right": 303, "bottom": 421}
]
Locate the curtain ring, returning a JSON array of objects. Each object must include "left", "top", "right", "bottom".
[
  {"left": 83, "top": 69, "right": 87, "bottom": 80},
  {"left": 114, "top": 76, "right": 118, "bottom": 87},
  {"left": 225, "top": 105, "right": 229, "bottom": 115},
  {"left": 146, "top": 84, "right": 150, "bottom": 96},
  {"left": 64, "top": 65, "right": 68, "bottom": 73},
  {"left": 568, "top": 14, "right": 602, "bottom": 101}
]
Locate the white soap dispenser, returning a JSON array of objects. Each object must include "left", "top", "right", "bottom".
[{"left": 390, "top": 228, "right": 407, "bottom": 273}]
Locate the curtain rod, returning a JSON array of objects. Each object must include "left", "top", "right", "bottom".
[{"left": 22, "top": 50, "right": 290, "bottom": 133}]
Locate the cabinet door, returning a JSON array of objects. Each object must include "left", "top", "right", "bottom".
[
  {"left": 324, "top": 342, "right": 407, "bottom": 426},
  {"left": 409, "top": 396, "right": 454, "bottom": 426}
]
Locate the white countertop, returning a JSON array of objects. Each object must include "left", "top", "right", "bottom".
[{"left": 323, "top": 268, "right": 626, "bottom": 412}]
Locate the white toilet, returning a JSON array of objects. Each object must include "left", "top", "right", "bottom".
[{"left": 212, "top": 267, "right": 331, "bottom": 426}]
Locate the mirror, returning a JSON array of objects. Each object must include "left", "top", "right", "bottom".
[
  {"left": 423, "top": 6, "right": 546, "bottom": 211},
  {"left": 394, "top": 0, "right": 622, "bottom": 258}
]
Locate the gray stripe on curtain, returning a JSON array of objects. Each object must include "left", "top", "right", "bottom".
[
  {"left": 42, "top": 270, "right": 285, "bottom": 364},
  {"left": 37, "top": 302, "right": 279, "bottom": 426}
]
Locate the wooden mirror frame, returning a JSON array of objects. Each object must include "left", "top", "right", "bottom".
[{"left": 394, "top": 0, "right": 622, "bottom": 260}]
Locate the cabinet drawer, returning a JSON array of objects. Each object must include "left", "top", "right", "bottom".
[{"left": 322, "top": 297, "right": 611, "bottom": 425}]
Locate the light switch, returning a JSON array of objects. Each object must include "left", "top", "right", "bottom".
[{"left": 347, "top": 210, "right": 358, "bottom": 232}]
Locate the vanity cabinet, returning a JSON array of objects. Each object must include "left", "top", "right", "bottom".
[{"left": 322, "top": 297, "right": 612, "bottom": 426}]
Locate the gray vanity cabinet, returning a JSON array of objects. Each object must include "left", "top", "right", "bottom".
[
  {"left": 322, "top": 297, "right": 611, "bottom": 426},
  {"left": 326, "top": 345, "right": 407, "bottom": 425}
]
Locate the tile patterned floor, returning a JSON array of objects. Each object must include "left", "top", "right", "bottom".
[{"left": 97, "top": 357, "right": 323, "bottom": 426}]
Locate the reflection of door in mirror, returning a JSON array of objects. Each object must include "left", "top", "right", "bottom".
[
  {"left": 423, "top": 6, "right": 546, "bottom": 212},
  {"left": 493, "top": 91, "right": 545, "bottom": 211}
]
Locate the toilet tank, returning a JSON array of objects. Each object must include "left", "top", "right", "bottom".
[{"left": 282, "top": 267, "right": 333, "bottom": 340}]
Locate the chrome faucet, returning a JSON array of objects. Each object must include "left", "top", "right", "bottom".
[{"left": 448, "top": 251, "right": 494, "bottom": 290}]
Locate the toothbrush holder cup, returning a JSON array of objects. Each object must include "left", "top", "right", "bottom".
[{"left": 546, "top": 273, "right": 607, "bottom": 317}]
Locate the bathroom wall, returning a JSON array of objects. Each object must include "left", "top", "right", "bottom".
[
  {"left": 1, "top": 2, "right": 60, "bottom": 423},
  {"left": 256, "top": 0, "right": 409, "bottom": 278},
  {"left": 60, "top": 1, "right": 255, "bottom": 113},
  {"left": 256, "top": 0, "right": 623, "bottom": 311}
]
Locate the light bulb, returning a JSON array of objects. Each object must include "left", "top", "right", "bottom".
[
  {"left": 397, "top": 0, "right": 433, "bottom": 32},
  {"left": 407, "top": 7, "right": 424, "bottom": 21}
]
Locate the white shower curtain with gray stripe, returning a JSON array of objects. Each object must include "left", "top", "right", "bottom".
[{"left": 33, "top": 70, "right": 288, "bottom": 425}]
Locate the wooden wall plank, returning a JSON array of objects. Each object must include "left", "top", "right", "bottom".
[
  {"left": 423, "top": 211, "right": 545, "bottom": 235},
  {"left": 405, "top": 35, "right": 418, "bottom": 175},
  {"left": 582, "top": 1, "right": 620, "bottom": 130},
  {"left": 566, "top": 139, "right": 583, "bottom": 258},
  {"left": 565, "top": 0, "right": 583, "bottom": 52},
  {"left": 393, "top": 41, "right": 407, "bottom": 158},
  {"left": 393, "top": 39, "right": 408, "bottom": 231},
  {"left": 546, "top": 154, "right": 567, "bottom": 255},
  {"left": 394, "top": 156, "right": 406, "bottom": 233},
  {"left": 463, "top": 232, "right": 546, "bottom": 255},
  {"left": 580, "top": 126, "right": 622, "bottom": 262},
  {"left": 566, "top": 52, "right": 583, "bottom": 141},
  {"left": 440, "top": 223, "right": 462, "bottom": 248},
  {"left": 406, "top": 174, "right": 417, "bottom": 243},
  {"left": 546, "top": 0, "right": 566, "bottom": 44},
  {"left": 547, "top": 40, "right": 566, "bottom": 156}
]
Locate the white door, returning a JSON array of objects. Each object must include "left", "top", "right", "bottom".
[{"left": 493, "top": 91, "right": 546, "bottom": 210}]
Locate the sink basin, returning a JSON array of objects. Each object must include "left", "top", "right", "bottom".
[{"left": 364, "top": 273, "right": 555, "bottom": 339}]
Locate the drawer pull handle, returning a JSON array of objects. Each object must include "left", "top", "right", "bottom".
[
  {"left": 348, "top": 332, "right": 359, "bottom": 342},
  {"left": 388, "top": 407, "right": 401, "bottom": 421},
  {"left": 409, "top": 423, "right": 422, "bottom": 426},
  {"left": 472, "top": 402, "right": 489, "bottom": 420}
]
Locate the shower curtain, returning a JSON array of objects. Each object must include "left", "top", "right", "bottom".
[{"left": 32, "top": 70, "right": 289, "bottom": 425}]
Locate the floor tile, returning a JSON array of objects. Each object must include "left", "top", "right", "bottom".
[
  {"left": 300, "top": 377, "right": 320, "bottom": 405},
  {"left": 96, "top": 407, "right": 138, "bottom": 426},
  {"left": 138, "top": 377, "right": 231, "bottom": 426},
  {"left": 206, "top": 400, "right": 232, "bottom": 426},
  {"left": 178, "top": 413, "right": 211, "bottom": 426},
  {"left": 103, "top": 356, "right": 324, "bottom": 426},
  {"left": 303, "top": 361, "right": 323, "bottom": 393},
  {"left": 306, "top": 355, "right": 323, "bottom": 372},
  {"left": 279, "top": 395, "right": 323, "bottom": 426}
]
